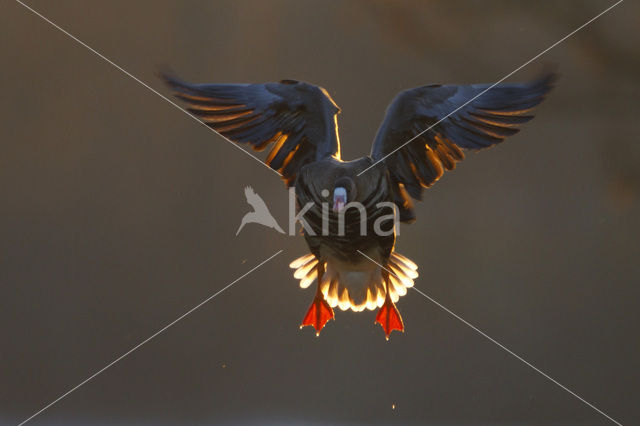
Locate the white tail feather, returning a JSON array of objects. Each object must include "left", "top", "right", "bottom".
[{"left": 289, "top": 251, "right": 418, "bottom": 312}]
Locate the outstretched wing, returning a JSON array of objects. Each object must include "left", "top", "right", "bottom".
[
  {"left": 244, "top": 186, "right": 255, "bottom": 198},
  {"left": 371, "top": 73, "right": 556, "bottom": 222},
  {"left": 162, "top": 74, "right": 341, "bottom": 186},
  {"left": 244, "top": 186, "right": 268, "bottom": 211}
]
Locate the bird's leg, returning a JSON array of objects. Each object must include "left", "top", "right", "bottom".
[
  {"left": 375, "top": 268, "right": 404, "bottom": 340},
  {"left": 300, "top": 260, "right": 334, "bottom": 336}
]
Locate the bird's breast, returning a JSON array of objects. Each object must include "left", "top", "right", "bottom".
[{"left": 295, "top": 162, "right": 396, "bottom": 261}]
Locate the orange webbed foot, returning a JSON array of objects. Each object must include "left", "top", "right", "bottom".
[
  {"left": 375, "top": 299, "right": 404, "bottom": 340},
  {"left": 300, "top": 295, "right": 334, "bottom": 336}
]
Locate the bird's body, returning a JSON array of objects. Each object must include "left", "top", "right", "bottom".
[
  {"left": 163, "top": 71, "right": 555, "bottom": 338},
  {"left": 293, "top": 156, "right": 407, "bottom": 313},
  {"left": 296, "top": 157, "right": 392, "bottom": 265}
]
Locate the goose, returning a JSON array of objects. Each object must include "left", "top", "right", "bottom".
[{"left": 162, "top": 72, "right": 555, "bottom": 339}]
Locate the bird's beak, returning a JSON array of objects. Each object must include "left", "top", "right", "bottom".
[{"left": 333, "top": 187, "right": 347, "bottom": 213}]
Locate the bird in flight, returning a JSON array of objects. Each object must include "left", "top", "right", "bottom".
[
  {"left": 162, "top": 72, "right": 555, "bottom": 339},
  {"left": 236, "top": 186, "right": 284, "bottom": 235}
]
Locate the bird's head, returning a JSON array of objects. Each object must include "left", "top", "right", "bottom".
[{"left": 332, "top": 176, "right": 357, "bottom": 213}]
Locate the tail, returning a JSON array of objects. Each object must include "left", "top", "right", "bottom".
[{"left": 289, "top": 252, "right": 418, "bottom": 312}]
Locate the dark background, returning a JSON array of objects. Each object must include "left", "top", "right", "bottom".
[{"left": 1, "top": 0, "right": 639, "bottom": 424}]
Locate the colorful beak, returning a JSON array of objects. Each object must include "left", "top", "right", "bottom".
[{"left": 332, "top": 187, "right": 347, "bottom": 212}]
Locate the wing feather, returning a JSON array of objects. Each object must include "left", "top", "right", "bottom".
[
  {"left": 371, "top": 73, "right": 556, "bottom": 222},
  {"left": 162, "top": 74, "right": 341, "bottom": 186}
]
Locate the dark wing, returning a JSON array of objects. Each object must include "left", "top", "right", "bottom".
[
  {"left": 371, "top": 73, "right": 556, "bottom": 222},
  {"left": 162, "top": 74, "right": 341, "bottom": 186}
]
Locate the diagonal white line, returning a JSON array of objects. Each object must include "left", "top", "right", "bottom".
[
  {"left": 357, "top": 250, "right": 622, "bottom": 426},
  {"left": 14, "top": 0, "right": 282, "bottom": 177},
  {"left": 358, "top": 0, "right": 624, "bottom": 176},
  {"left": 409, "top": 286, "right": 623, "bottom": 425},
  {"left": 18, "top": 250, "right": 284, "bottom": 426}
]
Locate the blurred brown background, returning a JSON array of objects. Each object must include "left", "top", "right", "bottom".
[{"left": 1, "top": 0, "right": 639, "bottom": 424}]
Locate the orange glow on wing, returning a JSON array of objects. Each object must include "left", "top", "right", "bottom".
[{"left": 265, "top": 133, "right": 289, "bottom": 165}]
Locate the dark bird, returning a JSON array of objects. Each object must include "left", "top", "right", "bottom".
[
  {"left": 162, "top": 72, "right": 555, "bottom": 339},
  {"left": 236, "top": 186, "right": 285, "bottom": 235}
]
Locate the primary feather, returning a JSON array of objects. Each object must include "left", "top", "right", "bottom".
[{"left": 161, "top": 74, "right": 341, "bottom": 186}]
